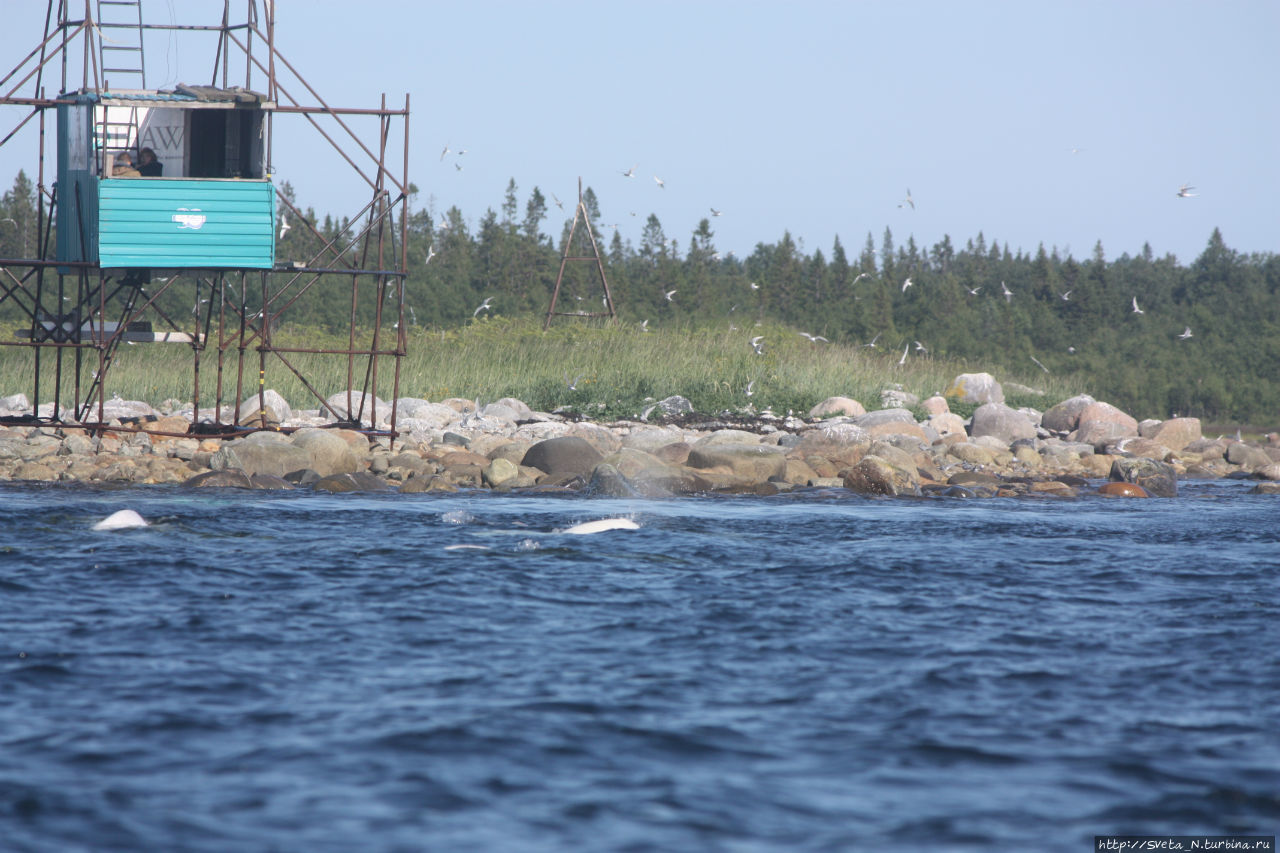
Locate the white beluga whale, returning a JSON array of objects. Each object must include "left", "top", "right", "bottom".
[
  {"left": 562, "top": 518, "right": 640, "bottom": 535},
  {"left": 93, "top": 509, "right": 149, "bottom": 531}
]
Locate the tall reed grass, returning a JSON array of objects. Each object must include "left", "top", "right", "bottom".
[{"left": 0, "top": 317, "right": 1087, "bottom": 419}]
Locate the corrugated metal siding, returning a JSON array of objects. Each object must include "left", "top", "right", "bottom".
[{"left": 97, "top": 179, "right": 275, "bottom": 268}]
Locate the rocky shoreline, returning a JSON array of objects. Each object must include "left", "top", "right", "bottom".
[{"left": 2, "top": 372, "right": 1278, "bottom": 498}]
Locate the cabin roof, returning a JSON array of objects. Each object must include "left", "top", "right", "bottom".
[{"left": 65, "top": 85, "right": 273, "bottom": 109}]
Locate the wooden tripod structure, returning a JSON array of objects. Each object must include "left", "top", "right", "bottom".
[{"left": 543, "top": 177, "right": 617, "bottom": 329}]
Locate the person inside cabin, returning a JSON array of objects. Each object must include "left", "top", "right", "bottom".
[
  {"left": 137, "top": 147, "right": 163, "bottom": 177},
  {"left": 112, "top": 151, "right": 140, "bottom": 177}
]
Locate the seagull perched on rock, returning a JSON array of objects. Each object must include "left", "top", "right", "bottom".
[
  {"left": 1178, "top": 326, "right": 1193, "bottom": 340},
  {"left": 749, "top": 335, "right": 765, "bottom": 355},
  {"left": 1131, "top": 297, "right": 1144, "bottom": 314},
  {"left": 1176, "top": 183, "right": 1197, "bottom": 198},
  {"left": 473, "top": 296, "right": 494, "bottom": 317}
]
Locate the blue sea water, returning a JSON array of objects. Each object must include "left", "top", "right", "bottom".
[{"left": 1, "top": 481, "right": 1278, "bottom": 852}]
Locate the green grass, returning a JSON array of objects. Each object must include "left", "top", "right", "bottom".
[{"left": 0, "top": 317, "right": 1090, "bottom": 420}]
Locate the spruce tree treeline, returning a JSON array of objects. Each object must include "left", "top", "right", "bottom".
[{"left": 3, "top": 171, "right": 1277, "bottom": 424}]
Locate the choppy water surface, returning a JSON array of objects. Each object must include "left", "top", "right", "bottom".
[{"left": 2, "top": 482, "right": 1278, "bottom": 852}]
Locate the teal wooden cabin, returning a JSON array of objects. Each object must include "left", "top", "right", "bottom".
[{"left": 56, "top": 87, "right": 275, "bottom": 271}]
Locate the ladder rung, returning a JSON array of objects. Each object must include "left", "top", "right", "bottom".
[{"left": 102, "top": 46, "right": 143, "bottom": 52}]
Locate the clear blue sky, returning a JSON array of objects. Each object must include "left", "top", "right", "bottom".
[{"left": 2, "top": 0, "right": 1276, "bottom": 265}]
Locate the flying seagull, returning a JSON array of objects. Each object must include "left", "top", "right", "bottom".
[
  {"left": 901, "top": 276, "right": 913, "bottom": 292},
  {"left": 749, "top": 335, "right": 765, "bottom": 355},
  {"left": 551, "top": 193, "right": 564, "bottom": 210},
  {"left": 1001, "top": 281, "right": 1013, "bottom": 302},
  {"left": 440, "top": 143, "right": 450, "bottom": 161},
  {"left": 622, "top": 164, "right": 637, "bottom": 178},
  {"left": 914, "top": 340, "right": 927, "bottom": 353},
  {"left": 852, "top": 272, "right": 870, "bottom": 285},
  {"left": 473, "top": 296, "right": 493, "bottom": 317},
  {"left": 744, "top": 379, "right": 755, "bottom": 397},
  {"left": 1030, "top": 355, "right": 1050, "bottom": 374},
  {"left": 710, "top": 207, "right": 722, "bottom": 217},
  {"left": 1131, "top": 297, "right": 1144, "bottom": 314},
  {"left": 654, "top": 175, "right": 665, "bottom": 189},
  {"left": 863, "top": 333, "right": 881, "bottom": 348},
  {"left": 565, "top": 372, "right": 583, "bottom": 390},
  {"left": 966, "top": 285, "right": 982, "bottom": 296},
  {"left": 1178, "top": 326, "right": 1193, "bottom": 340},
  {"left": 1060, "top": 290, "right": 1072, "bottom": 301},
  {"left": 898, "top": 188, "right": 914, "bottom": 210},
  {"left": 799, "top": 332, "right": 829, "bottom": 343},
  {"left": 898, "top": 342, "right": 910, "bottom": 365},
  {"left": 664, "top": 289, "right": 677, "bottom": 302},
  {"left": 424, "top": 245, "right": 436, "bottom": 264},
  {"left": 278, "top": 213, "right": 290, "bottom": 239},
  {"left": 1176, "top": 183, "right": 1197, "bottom": 198}
]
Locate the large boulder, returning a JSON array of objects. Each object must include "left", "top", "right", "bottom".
[
  {"left": 656, "top": 395, "right": 693, "bottom": 417},
  {"left": 322, "top": 391, "right": 392, "bottom": 427},
  {"left": 928, "top": 412, "right": 968, "bottom": 439},
  {"left": 291, "top": 428, "right": 363, "bottom": 476},
  {"left": 920, "top": 395, "right": 950, "bottom": 416},
  {"left": 592, "top": 449, "right": 706, "bottom": 497},
  {"left": 219, "top": 435, "right": 313, "bottom": 478},
  {"left": 184, "top": 469, "right": 254, "bottom": 488},
  {"left": 1041, "top": 394, "right": 1096, "bottom": 433},
  {"left": 1077, "top": 400, "right": 1138, "bottom": 434},
  {"left": 854, "top": 408, "right": 917, "bottom": 430},
  {"left": 1226, "top": 443, "right": 1273, "bottom": 471},
  {"left": 970, "top": 402, "right": 1036, "bottom": 444},
  {"left": 313, "top": 471, "right": 395, "bottom": 493},
  {"left": 841, "top": 456, "right": 921, "bottom": 496},
  {"left": 1110, "top": 457, "right": 1178, "bottom": 498},
  {"left": 686, "top": 444, "right": 787, "bottom": 483},
  {"left": 694, "top": 429, "right": 763, "bottom": 447},
  {"left": 521, "top": 436, "right": 604, "bottom": 477},
  {"left": 809, "top": 396, "right": 866, "bottom": 419},
  {"left": 238, "top": 389, "right": 293, "bottom": 424},
  {"left": 481, "top": 457, "right": 520, "bottom": 488},
  {"left": 945, "top": 372, "right": 1004, "bottom": 405},
  {"left": 1075, "top": 402, "right": 1139, "bottom": 449}
]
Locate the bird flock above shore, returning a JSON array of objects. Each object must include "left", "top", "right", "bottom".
[{"left": 433, "top": 144, "right": 1199, "bottom": 386}]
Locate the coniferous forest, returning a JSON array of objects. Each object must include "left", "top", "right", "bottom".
[{"left": 3, "top": 171, "right": 1278, "bottom": 425}]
